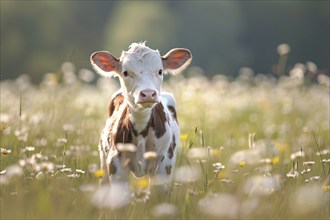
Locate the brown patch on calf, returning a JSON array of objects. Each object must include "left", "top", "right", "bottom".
[
  {"left": 166, "top": 165, "right": 172, "bottom": 175},
  {"left": 168, "top": 143, "right": 174, "bottom": 159},
  {"left": 172, "top": 134, "right": 177, "bottom": 150},
  {"left": 138, "top": 103, "right": 167, "bottom": 138},
  {"left": 109, "top": 93, "right": 124, "bottom": 116},
  {"left": 167, "top": 105, "right": 178, "bottom": 123},
  {"left": 113, "top": 106, "right": 136, "bottom": 145},
  {"left": 167, "top": 135, "right": 177, "bottom": 159},
  {"left": 140, "top": 124, "right": 149, "bottom": 137},
  {"left": 109, "top": 160, "right": 117, "bottom": 175},
  {"left": 150, "top": 103, "right": 167, "bottom": 138}
]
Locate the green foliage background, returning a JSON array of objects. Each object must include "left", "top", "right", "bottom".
[{"left": 1, "top": 1, "right": 329, "bottom": 82}]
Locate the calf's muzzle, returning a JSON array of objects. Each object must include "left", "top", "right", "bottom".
[{"left": 137, "top": 89, "right": 158, "bottom": 105}]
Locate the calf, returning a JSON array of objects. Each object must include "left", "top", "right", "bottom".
[{"left": 91, "top": 42, "right": 192, "bottom": 186}]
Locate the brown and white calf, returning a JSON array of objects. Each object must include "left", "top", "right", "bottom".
[{"left": 91, "top": 42, "right": 192, "bottom": 185}]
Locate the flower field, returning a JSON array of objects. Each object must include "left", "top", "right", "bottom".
[{"left": 1, "top": 63, "right": 329, "bottom": 219}]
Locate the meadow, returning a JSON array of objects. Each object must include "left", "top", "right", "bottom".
[{"left": 1, "top": 62, "right": 329, "bottom": 219}]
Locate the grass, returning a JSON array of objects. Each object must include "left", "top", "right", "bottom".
[{"left": 0, "top": 65, "right": 329, "bottom": 219}]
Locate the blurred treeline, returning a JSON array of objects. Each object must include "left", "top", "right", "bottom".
[{"left": 1, "top": 1, "right": 329, "bottom": 82}]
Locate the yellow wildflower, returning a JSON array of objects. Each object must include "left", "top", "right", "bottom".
[
  {"left": 322, "top": 185, "right": 330, "bottom": 192},
  {"left": 215, "top": 170, "right": 226, "bottom": 179},
  {"left": 210, "top": 148, "right": 221, "bottom": 157},
  {"left": 94, "top": 169, "right": 105, "bottom": 178},
  {"left": 129, "top": 173, "right": 150, "bottom": 191},
  {"left": 272, "top": 156, "right": 280, "bottom": 165},
  {"left": 239, "top": 161, "right": 246, "bottom": 167},
  {"left": 180, "top": 134, "right": 188, "bottom": 141}
]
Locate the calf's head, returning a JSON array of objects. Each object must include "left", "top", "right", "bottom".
[{"left": 91, "top": 42, "right": 192, "bottom": 109}]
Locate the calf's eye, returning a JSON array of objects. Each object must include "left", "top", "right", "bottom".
[
  {"left": 123, "top": 71, "right": 129, "bottom": 77},
  {"left": 158, "top": 70, "right": 163, "bottom": 76}
]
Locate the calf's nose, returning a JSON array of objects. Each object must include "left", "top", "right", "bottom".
[{"left": 138, "top": 89, "right": 158, "bottom": 103}]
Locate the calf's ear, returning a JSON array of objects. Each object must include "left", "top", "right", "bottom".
[
  {"left": 90, "top": 51, "right": 121, "bottom": 78},
  {"left": 162, "top": 48, "right": 192, "bottom": 75}
]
